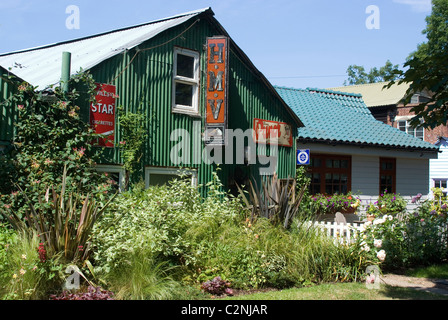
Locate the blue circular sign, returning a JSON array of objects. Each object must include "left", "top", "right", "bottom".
[{"left": 297, "top": 150, "right": 310, "bottom": 165}]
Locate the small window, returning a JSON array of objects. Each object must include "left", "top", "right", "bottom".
[
  {"left": 145, "top": 167, "right": 198, "bottom": 188},
  {"left": 398, "top": 119, "right": 424, "bottom": 140},
  {"left": 96, "top": 165, "right": 126, "bottom": 192},
  {"left": 172, "top": 47, "right": 200, "bottom": 116}
]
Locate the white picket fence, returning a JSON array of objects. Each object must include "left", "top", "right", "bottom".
[
  {"left": 300, "top": 221, "right": 364, "bottom": 244},
  {"left": 302, "top": 220, "right": 448, "bottom": 246}
]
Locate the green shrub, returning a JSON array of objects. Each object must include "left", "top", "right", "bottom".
[
  {"left": 361, "top": 195, "right": 448, "bottom": 269},
  {"left": 92, "top": 171, "right": 242, "bottom": 275},
  {"left": 366, "top": 191, "right": 407, "bottom": 217},
  {"left": 0, "top": 73, "right": 112, "bottom": 222}
]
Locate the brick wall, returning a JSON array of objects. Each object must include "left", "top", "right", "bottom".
[{"left": 392, "top": 104, "right": 448, "bottom": 144}]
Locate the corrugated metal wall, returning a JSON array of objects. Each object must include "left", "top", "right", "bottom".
[
  {"left": 0, "top": 17, "right": 299, "bottom": 191},
  {"left": 87, "top": 17, "right": 298, "bottom": 190},
  {"left": 0, "top": 66, "right": 18, "bottom": 142}
]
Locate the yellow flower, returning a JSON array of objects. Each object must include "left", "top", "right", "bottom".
[{"left": 12, "top": 274, "right": 17, "bottom": 279}]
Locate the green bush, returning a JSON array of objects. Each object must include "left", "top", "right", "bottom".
[
  {"left": 0, "top": 73, "right": 112, "bottom": 222},
  {"left": 366, "top": 191, "right": 407, "bottom": 217},
  {"left": 92, "top": 171, "right": 242, "bottom": 275},
  {"left": 361, "top": 195, "right": 448, "bottom": 269}
]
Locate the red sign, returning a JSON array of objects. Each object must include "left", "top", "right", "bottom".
[
  {"left": 253, "top": 118, "right": 293, "bottom": 147},
  {"left": 205, "top": 37, "right": 228, "bottom": 145},
  {"left": 90, "top": 83, "right": 116, "bottom": 148}
]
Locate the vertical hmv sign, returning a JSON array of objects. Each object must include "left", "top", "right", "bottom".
[{"left": 205, "top": 36, "right": 229, "bottom": 146}]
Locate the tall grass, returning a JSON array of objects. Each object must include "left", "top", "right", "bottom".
[
  {"left": 104, "top": 249, "right": 184, "bottom": 300},
  {"left": 0, "top": 229, "right": 63, "bottom": 300}
]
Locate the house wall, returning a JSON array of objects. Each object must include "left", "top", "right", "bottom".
[
  {"left": 298, "top": 142, "right": 436, "bottom": 216},
  {"left": 83, "top": 18, "right": 299, "bottom": 191},
  {"left": 430, "top": 139, "right": 448, "bottom": 197},
  {"left": 392, "top": 104, "right": 448, "bottom": 144}
]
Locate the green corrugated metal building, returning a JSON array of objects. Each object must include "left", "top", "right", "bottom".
[{"left": 0, "top": 8, "right": 302, "bottom": 194}]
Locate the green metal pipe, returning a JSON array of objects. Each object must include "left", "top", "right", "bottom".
[{"left": 61, "top": 52, "right": 71, "bottom": 95}]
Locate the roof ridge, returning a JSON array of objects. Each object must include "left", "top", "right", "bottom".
[
  {"left": 274, "top": 85, "right": 307, "bottom": 92},
  {"left": 307, "top": 87, "right": 363, "bottom": 98},
  {"left": 0, "top": 7, "right": 213, "bottom": 57}
]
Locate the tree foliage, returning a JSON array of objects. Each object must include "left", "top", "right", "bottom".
[
  {"left": 386, "top": 0, "right": 448, "bottom": 129},
  {"left": 344, "top": 60, "right": 400, "bottom": 85}
]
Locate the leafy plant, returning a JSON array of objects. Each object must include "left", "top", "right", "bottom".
[
  {"left": 117, "top": 107, "right": 148, "bottom": 190},
  {"left": 310, "top": 193, "right": 360, "bottom": 215},
  {"left": 0, "top": 72, "right": 112, "bottom": 221},
  {"left": 236, "top": 173, "right": 308, "bottom": 229},
  {"left": 1, "top": 166, "right": 116, "bottom": 264},
  {"left": 49, "top": 285, "right": 114, "bottom": 300},
  {"left": 0, "top": 228, "right": 65, "bottom": 300},
  {"left": 201, "top": 276, "right": 233, "bottom": 296},
  {"left": 366, "top": 191, "right": 407, "bottom": 217}
]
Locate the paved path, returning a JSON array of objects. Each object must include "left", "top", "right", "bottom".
[{"left": 381, "top": 274, "right": 448, "bottom": 296}]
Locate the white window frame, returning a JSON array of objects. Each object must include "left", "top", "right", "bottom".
[
  {"left": 96, "top": 165, "right": 126, "bottom": 193},
  {"left": 396, "top": 116, "right": 424, "bottom": 140},
  {"left": 172, "top": 47, "right": 200, "bottom": 116},
  {"left": 145, "top": 167, "right": 198, "bottom": 189}
]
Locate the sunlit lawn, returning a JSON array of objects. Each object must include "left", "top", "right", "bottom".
[{"left": 217, "top": 282, "right": 448, "bottom": 300}]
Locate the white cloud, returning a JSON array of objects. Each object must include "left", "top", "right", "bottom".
[{"left": 393, "top": 0, "right": 432, "bottom": 13}]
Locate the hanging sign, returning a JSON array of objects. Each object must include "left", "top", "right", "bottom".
[
  {"left": 205, "top": 36, "right": 229, "bottom": 145},
  {"left": 253, "top": 118, "right": 293, "bottom": 147},
  {"left": 90, "top": 83, "right": 116, "bottom": 148}
]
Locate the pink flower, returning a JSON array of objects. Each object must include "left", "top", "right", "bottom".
[{"left": 17, "top": 105, "right": 25, "bottom": 110}]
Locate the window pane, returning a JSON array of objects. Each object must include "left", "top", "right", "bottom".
[
  {"left": 398, "top": 121, "right": 406, "bottom": 131},
  {"left": 150, "top": 174, "right": 180, "bottom": 186},
  {"left": 333, "top": 160, "right": 340, "bottom": 168},
  {"left": 326, "top": 159, "right": 333, "bottom": 168},
  {"left": 175, "top": 82, "right": 193, "bottom": 106},
  {"left": 341, "top": 160, "right": 349, "bottom": 168},
  {"left": 333, "top": 174, "right": 340, "bottom": 184},
  {"left": 312, "top": 173, "right": 320, "bottom": 184},
  {"left": 176, "top": 54, "right": 194, "bottom": 79},
  {"left": 325, "top": 173, "right": 332, "bottom": 184},
  {"left": 333, "top": 185, "right": 340, "bottom": 194},
  {"left": 442, "top": 180, "right": 448, "bottom": 188},
  {"left": 311, "top": 158, "right": 321, "bottom": 168}
]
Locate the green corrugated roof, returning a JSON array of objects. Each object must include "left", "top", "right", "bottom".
[{"left": 275, "top": 86, "right": 439, "bottom": 151}]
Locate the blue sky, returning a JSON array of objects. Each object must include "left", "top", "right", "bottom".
[{"left": 0, "top": 0, "right": 432, "bottom": 89}]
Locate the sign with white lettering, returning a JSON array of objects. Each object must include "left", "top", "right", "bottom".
[
  {"left": 253, "top": 118, "right": 293, "bottom": 147},
  {"left": 205, "top": 37, "right": 228, "bottom": 145},
  {"left": 90, "top": 83, "right": 116, "bottom": 148}
]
